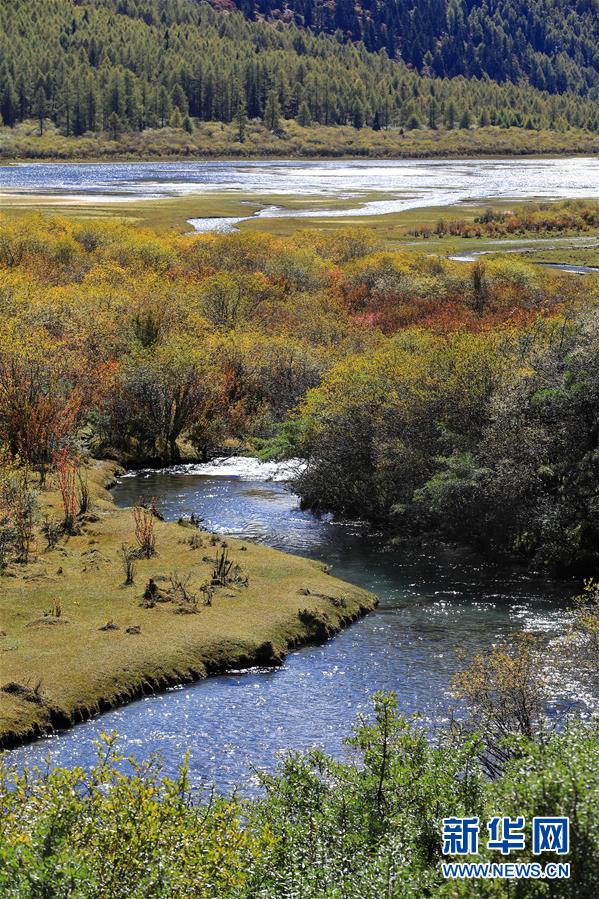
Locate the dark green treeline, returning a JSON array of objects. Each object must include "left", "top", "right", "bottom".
[{"left": 0, "top": 0, "right": 598, "bottom": 136}]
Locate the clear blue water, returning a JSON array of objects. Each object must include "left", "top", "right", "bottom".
[{"left": 6, "top": 463, "right": 573, "bottom": 794}]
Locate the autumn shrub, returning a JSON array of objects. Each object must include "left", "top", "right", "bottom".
[
  {"left": 0, "top": 330, "right": 82, "bottom": 483},
  {"left": 409, "top": 201, "right": 599, "bottom": 240},
  {"left": 41, "top": 515, "right": 62, "bottom": 550},
  {"left": 295, "top": 309, "right": 599, "bottom": 573},
  {"left": 570, "top": 579, "right": 599, "bottom": 669},
  {"left": 451, "top": 635, "right": 549, "bottom": 777},
  {"left": 119, "top": 543, "right": 137, "bottom": 586},
  {"left": 295, "top": 330, "right": 505, "bottom": 520},
  {"left": 0, "top": 455, "right": 39, "bottom": 563},
  {"left": 97, "top": 339, "right": 210, "bottom": 464},
  {"left": 54, "top": 448, "right": 79, "bottom": 533},
  {"left": 133, "top": 504, "right": 156, "bottom": 558}
]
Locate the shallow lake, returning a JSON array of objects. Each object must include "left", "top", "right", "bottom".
[
  {"left": 8, "top": 459, "right": 578, "bottom": 793},
  {"left": 2, "top": 157, "right": 598, "bottom": 230}
]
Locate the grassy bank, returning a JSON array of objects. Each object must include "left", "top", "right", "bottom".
[
  {"left": 0, "top": 461, "right": 376, "bottom": 749},
  {"left": 2, "top": 120, "right": 599, "bottom": 162},
  {"left": 3, "top": 193, "right": 599, "bottom": 262}
]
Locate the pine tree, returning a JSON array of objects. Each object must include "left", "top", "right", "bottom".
[
  {"left": 34, "top": 86, "right": 47, "bottom": 136},
  {"left": 169, "top": 107, "right": 183, "bottom": 129},
  {"left": 85, "top": 77, "right": 98, "bottom": 132},
  {"left": 59, "top": 82, "right": 73, "bottom": 136},
  {"left": 171, "top": 84, "right": 188, "bottom": 115},
  {"left": 428, "top": 99, "right": 438, "bottom": 130},
  {"left": 108, "top": 111, "right": 123, "bottom": 141},
  {"left": 124, "top": 71, "right": 142, "bottom": 130},
  {"left": 353, "top": 101, "right": 365, "bottom": 129},
  {"left": 446, "top": 100, "right": 457, "bottom": 129},
  {"left": 235, "top": 89, "right": 248, "bottom": 141},
  {"left": 1, "top": 75, "right": 18, "bottom": 127},
  {"left": 297, "top": 99, "right": 312, "bottom": 127},
  {"left": 264, "top": 89, "right": 281, "bottom": 131},
  {"left": 158, "top": 86, "right": 171, "bottom": 128}
]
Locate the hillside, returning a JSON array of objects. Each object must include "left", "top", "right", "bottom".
[
  {"left": 0, "top": 0, "right": 597, "bottom": 148},
  {"left": 226, "top": 0, "right": 599, "bottom": 95}
]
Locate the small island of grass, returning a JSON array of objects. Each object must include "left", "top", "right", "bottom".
[{"left": 0, "top": 461, "right": 376, "bottom": 749}]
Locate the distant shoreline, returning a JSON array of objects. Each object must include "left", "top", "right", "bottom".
[
  {"left": 3, "top": 149, "right": 598, "bottom": 165},
  {"left": 2, "top": 121, "right": 598, "bottom": 165}
]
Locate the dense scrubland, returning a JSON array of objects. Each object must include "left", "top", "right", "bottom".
[
  {"left": 0, "top": 211, "right": 598, "bottom": 575},
  {"left": 2, "top": 209, "right": 599, "bottom": 894},
  {"left": 1, "top": 0, "right": 598, "bottom": 162}
]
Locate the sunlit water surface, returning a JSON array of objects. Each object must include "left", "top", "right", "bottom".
[
  {"left": 2, "top": 157, "right": 598, "bottom": 230},
  {"left": 7, "top": 459, "right": 578, "bottom": 793}
]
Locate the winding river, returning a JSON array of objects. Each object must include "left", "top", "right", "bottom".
[
  {"left": 8, "top": 459, "right": 575, "bottom": 793},
  {"left": 3, "top": 157, "right": 594, "bottom": 788}
]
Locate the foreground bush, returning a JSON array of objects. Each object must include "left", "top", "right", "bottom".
[
  {"left": 0, "top": 734, "right": 267, "bottom": 898},
  {"left": 1, "top": 694, "right": 598, "bottom": 897}
]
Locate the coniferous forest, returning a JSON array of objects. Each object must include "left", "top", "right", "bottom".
[
  {"left": 228, "top": 0, "right": 599, "bottom": 94},
  {"left": 0, "top": 0, "right": 598, "bottom": 146}
]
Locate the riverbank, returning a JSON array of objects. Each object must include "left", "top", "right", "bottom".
[
  {"left": 2, "top": 120, "right": 599, "bottom": 163},
  {"left": 0, "top": 461, "right": 376, "bottom": 750}
]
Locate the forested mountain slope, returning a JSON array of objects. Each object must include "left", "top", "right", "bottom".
[
  {"left": 0, "top": 0, "right": 597, "bottom": 139},
  {"left": 224, "top": 0, "right": 599, "bottom": 95}
]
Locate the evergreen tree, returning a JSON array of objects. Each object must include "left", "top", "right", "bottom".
[
  {"left": 235, "top": 87, "right": 248, "bottom": 141},
  {"left": 428, "top": 99, "right": 438, "bottom": 130},
  {"left": 158, "top": 86, "right": 171, "bottom": 129},
  {"left": 446, "top": 100, "right": 457, "bottom": 129},
  {"left": 108, "top": 111, "right": 123, "bottom": 141},
  {"left": 169, "top": 107, "right": 183, "bottom": 129},
  {"left": 297, "top": 99, "right": 312, "bottom": 127},
  {"left": 1, "top": 74, "right": 18, "bottom": 127},
  {"left": 171, "top": 84, "right": 188, "bottom": 115},
  {"left": 353, "top": 101, "right": 365, "bottom": 129},
  {"left": 264, "top": 89, "right": 281, "bottom": 130},
  {"left": 34, "top": 86, "right": 47, "bottom": 135}
]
